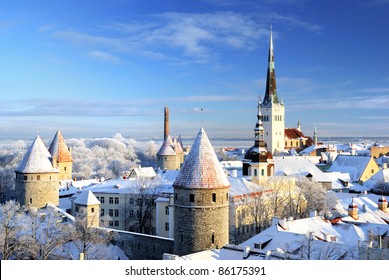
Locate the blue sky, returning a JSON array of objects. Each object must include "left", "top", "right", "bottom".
[{"left": 1, "top": 0, "right": 389, "bottom": 141}]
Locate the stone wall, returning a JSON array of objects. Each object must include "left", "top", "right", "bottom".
[
  {"left": 174, "top": 187, "right": 229, "bottom": 256},
  {"left": 113, "top": 229, "right": 174, "bottom": 260},
  {"left": 15, "top": 172, "right": 59, "bottom": 208}
]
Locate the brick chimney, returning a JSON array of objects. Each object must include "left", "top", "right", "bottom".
[{"left": 164, "top": 107, "right": 169, "bottom": 140}]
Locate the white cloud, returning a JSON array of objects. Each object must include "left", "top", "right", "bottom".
[{"left": 87, "top": 50, "right": 120, "bottom": 63}]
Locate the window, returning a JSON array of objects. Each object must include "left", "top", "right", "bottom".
[
  {"left": 165, "top": 222, "right": 169, "bottom": 231},
  {"left": 254, "top": 169, "right": 257, "bottom": 176},
  {"left": 129, "top": 197, "right": 134, "bottom": 205},
  {"left": 212, "top": 193, "right": 216, "bottom": 203},
  {"left": 175, "top": 193, "right": 177, "bottom": 201},
  {"left": 109, "top": 209, "right": 113, "bottom": 217},
  {"left": 109, "top": 197, "right": 113, "bottom": 204},
  {"left": 211, "top": 233, "right": 215, "bottom": 244},
  {"left": 180, "top": 234, "right": 184, "bottom": 242},
  {"left": 114, "top": 220, "right": 119, "bottom": 227},
  {"left": 29, "top": 198, "right": 32, "bottom": 204},
  {"left": 261, "top": 169, "right": 265, "bottom": 176},
  {"left": 189, "top": 194, "right": 195, "bottom": 202},
  {"left": 372, "top": 169, "right": 375, "bottom": 174},
  {"left": 64, "top": 167, "right": 67, "bottom": 171},
  {"left": 91, "top": 207, "right": 95, "bottom": 213},
  {"left": 37, "top": 175, "right": 40, "bottom": 180},
  {"left": 226, "top": 193, "right": 229, "bottom": 201},
  {"left": 115, "top": 197, "right": 119, "bottom": 204},
  {"left": 109, "top": 221, "right": 113, "bottom": 226},
  {"left": 100, "top": 197, "right": 105, "bottom": 204},
  {"left": 101, "top": 209, "right": 105, "bottom": 216},
  {"left": 114, "top": 209, "right": 119, "bottom": 217},
  {"left": 165, "top": 206, "right": 169, "bottom": 215},
  {"left": 129, "top": 209, "right": 134, "bottom": 218}
]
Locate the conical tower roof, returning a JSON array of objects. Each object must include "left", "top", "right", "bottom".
[
  {"left": 48, "top": 130, "right": 72, "bottom": 162},
  {"left": 73, "top": 190, "right": 100, "bottom": 206},
  {"left": 157, "top": 134, "right": 176, "bottom": 156},
  {"left": 173, "top": 128, "right": 230, "bottom": 189},
  {"left": 15, "top": 135, "right": 59, "bottom": 174}
]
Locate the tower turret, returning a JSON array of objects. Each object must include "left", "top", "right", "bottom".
[
  {"left": 173, "top": 127, "right": 230, "bottom": 256},
  {"left": 243, "top": 97, "right": 274, "bottom": 182},
  {"left": 15, "top": 135, "right": 59, "bottom": 208},
  {"left": 48, "top": 130, "right": 73, "bottom": 180}
]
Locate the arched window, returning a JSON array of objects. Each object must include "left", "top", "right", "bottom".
[{"left": 261, "top": 169, "right": 265, "bottom": 176}]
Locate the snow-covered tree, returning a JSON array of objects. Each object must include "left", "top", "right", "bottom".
[{"left": 0, "top": 201, "right": 27, "bottom": 260}]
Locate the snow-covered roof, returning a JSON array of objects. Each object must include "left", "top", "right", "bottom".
[
  {"left": 157, "top": 135, "right": 176, "bottom": 156},
  {"left": 15, "top": 135, "right": 59, "bottom": 174},
  {"left": 274, "top": 157, "right": 331, "bottom": 182},
  {"left": 173, "top": 128, "right": 230, "bottom": 189},
  {"left": 326, "top": 155, "right": 373, "bottom": 182},
  {"left": 48, "top": 130, "right": 72, "bottom": 162},
  {"left": 299, "top": 144, "right": 327, "bottom": 156},
  {"left": 130, "top": 167, "right": 156, "bottom": 178},
  {"left": 73, "top": 190, "right": 100, "bottom": 206}
]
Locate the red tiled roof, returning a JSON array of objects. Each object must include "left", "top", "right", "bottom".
[{"left": 48, "top": 130, "right": 73, "bottom": 162}]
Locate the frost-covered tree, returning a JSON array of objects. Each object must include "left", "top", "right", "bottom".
[
  {"left": 0, "top": 201, "right": 27, "bottom": 260},
  {"left": 70, "top": 207, "right": 113, "bottom": 260}
]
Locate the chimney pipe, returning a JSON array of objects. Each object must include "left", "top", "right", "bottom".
[{"left": 164, "top": 107, "right": 169, "bottom": 140}]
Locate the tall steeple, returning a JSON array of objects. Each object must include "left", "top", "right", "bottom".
[
  {"left": 263, "top": 27, "right": 279, "bottom": 105},
  {"left": 254, "top": 96, "right": 265, "bottom": 148},
  {"left": 313, "top": 126, "right": 318, "bottom": 146},
  {"left": 261, "top": 27, "right": 285, "bottom": 154}
]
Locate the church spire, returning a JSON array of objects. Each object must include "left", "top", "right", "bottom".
[
  {"left": 263, "top": 27, "right": 279, "bottom": 105},
  {"left": 254, "top": 96, "right": 265, "bottom": 147}
]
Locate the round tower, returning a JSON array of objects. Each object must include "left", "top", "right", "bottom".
[
  {"left": 157, "top": 135, "right": 179, "bottom": 170},
  {"left": 15, "top": 135, "right": 59, "bottom": 208},
  {"left": 48, "top": 130, "right": 73, "bottom": 180},
  {"left": 173, "top": 128, "right": 230, "bottom": 256}
]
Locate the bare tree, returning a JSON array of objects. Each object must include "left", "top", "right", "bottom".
[
  {"left": 123, "top": 176, "right": 160, "bottom": 234},
  {"left": 70, "top": 207, "right": 112, "bottom": 260}
]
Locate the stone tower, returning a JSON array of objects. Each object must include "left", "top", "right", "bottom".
[
  {"left": 262, "top": 28, "right": 285, "bottom": 154},
  {"left": 157, "top": 135, "right": 180, "bottom": 170},
  {"left": 15, "top": 135, "right": 59, "bottom": 208},
  {"left": 72, "top": 190, "right": 101, "bottom": 228},
  {"left": 173, "top": 127, "right": 230, "bottom": 256},
  {"left": 157, "top": 107, "right": 185, "bottom": 170},
  {"left": 242, "top": 97, "right": 274, "bottom": 183},
  {"left": 48, "top": 130, "right": 73, "bottom": 180}
]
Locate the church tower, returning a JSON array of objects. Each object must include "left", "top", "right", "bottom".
[
  {"left": 173, "top": 128, "right": 230, "bottom": 256},
  {"left": 242, "top": 97, "right": 274, "bottom": 183},
  {"left": 48, "top": 130, "right": 73, "bottom": 181},
  {"left": 15, "top": 135, "right": 59, "bottom": 208},
  {"left": 262, "top": 28, "right": 285, "bottom": 154}
]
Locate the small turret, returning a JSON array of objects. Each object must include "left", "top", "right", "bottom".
[
  {"left": 348, "top": 198, "right": 358, "bottom": 220},
  {"left": 378, "top": 196, "right": 387, "bottom": 212}
]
